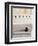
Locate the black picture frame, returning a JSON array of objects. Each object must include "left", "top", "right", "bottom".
[{"left": 5, "top": 2, "right": 37, "bottom": 44}]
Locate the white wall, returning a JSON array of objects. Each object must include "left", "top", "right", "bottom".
[
  {"left": 0, "top": 0, "right": 38, "bottom": 46},
  {"left": 37, "top": 5, "right": 38, "bottom": 41}
]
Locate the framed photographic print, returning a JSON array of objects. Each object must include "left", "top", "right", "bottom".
[{"left": 5, "top": 2, "right": 37, "bottom": 44}]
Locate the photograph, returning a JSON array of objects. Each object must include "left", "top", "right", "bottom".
[{"left": 11, "top": 7, "right": 32, "bottom": 39}]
